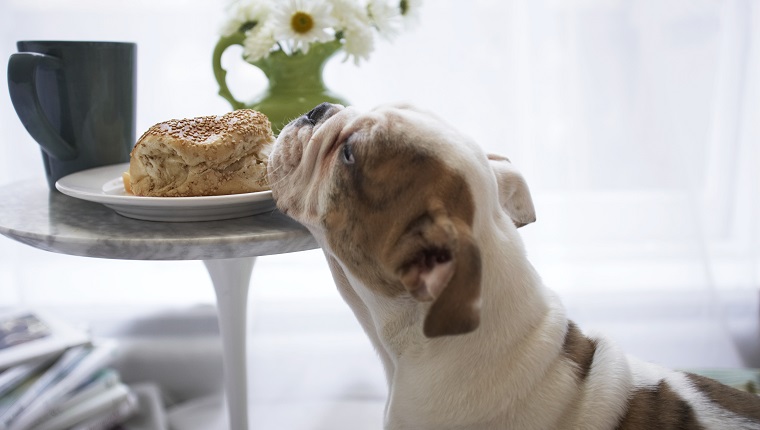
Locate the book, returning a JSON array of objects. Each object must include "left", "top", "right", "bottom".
[
  {"left": 34, "top": 383, "right": 135, "bottom": 430},
  {"left": 0, "top": 310, "right": 148, "bottom": 430},
  {"left": 0, "top": 371, "right": 45, "bottom": 418},
  {"left": 0, "top": 344, "right": 91, "bottom": 429},
  {"left": 68, "top": 368, "right": 122, "bottom": 399},
  {"left": 120, "top": 382, "right": 169, "bottom": 430},
  {"left": 5, "top": 341, "right": 119, "bottom": 430},
  {"left": 27, "top": 368, "right": 121, "bottom": 428},
  {"left": 0, "top": 310, "right": 90, "bottom": 370},
  {"left": 0, "top": 358, "right": 53, "bottom": 398},
  {"left": 70, "top": 388, "right": 138, "bottom": 430}
]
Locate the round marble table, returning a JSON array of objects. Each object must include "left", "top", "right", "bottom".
[{"left": 0, "top": 180, "right": 319, "bottom": 430}]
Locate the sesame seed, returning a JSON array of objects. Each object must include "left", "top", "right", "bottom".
[{"left": 136, "top": 109, "right": 272, "bottom": 145}]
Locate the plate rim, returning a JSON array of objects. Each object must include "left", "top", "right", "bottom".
[{"left": 55, "top": 163, "right": 273, "bottom": 208}]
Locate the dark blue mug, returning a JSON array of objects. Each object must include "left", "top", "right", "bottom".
[{"left": 8, "top": 41, "right": 137, "bottom": 190}]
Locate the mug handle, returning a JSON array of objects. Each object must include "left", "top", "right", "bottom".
[
  {"left": 212, "top": 34, "right": 248, "bottom": 111},
  {"left": 7, "top": 52, "right": 78, "bottom": 160}
]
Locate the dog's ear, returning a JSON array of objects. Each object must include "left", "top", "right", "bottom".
[
  {"left": 487, "top": 154, "right": 536, "bottom": 228},
  {"left": 391, "top": 203, "right": 482, "bottom": 338}
]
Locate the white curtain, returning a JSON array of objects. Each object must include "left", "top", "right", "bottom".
[
  {"left": 0, "top": 0, "right": 758, "bottom": 368},
  {"left": 515, "top": 0, "right": 760, "bottom": 305}
]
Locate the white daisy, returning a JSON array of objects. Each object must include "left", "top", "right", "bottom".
[
  {"left": 329, "top": 0, "right": 369, "bottom": 34},
  {"left": 342, "top": 25, "right": 374, "bottom": 65},
  {"left": 243, "top": 21, "right": 277, "bottom": 61},
  {"left": 328, "top": 0, "right": 368, "bottom": 25},
  {"left": 328, "top": 0, "right": 375, "bottom": 63},
  {"left": 367, "top": 0, "right": 403, "bottom": 40},
  {"left": 218, "top": 0, "right": 420, "bottom": 65},
  {"left": 271, "top": 0, "right": 338, "bottom": 55},
  {"left": 399, "top": 0, "right": 422, "bottom": 30},
  {"left": 220, "top": 1, "right": 273, "bottom": 37}
]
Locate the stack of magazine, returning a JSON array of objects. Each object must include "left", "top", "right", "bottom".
[{"left": 0, "top": 310, "right": 138, "bottom": 430}]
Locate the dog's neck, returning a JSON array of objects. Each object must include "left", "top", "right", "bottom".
[
  {"left": 323, "top": 212, "right": 573, "bottom": 426},
  {"left": 477, "top": 214, "right": 556, "bottom": 342},
  {"left": 325, "top": 210, "right": 569, "bottom": 387}
]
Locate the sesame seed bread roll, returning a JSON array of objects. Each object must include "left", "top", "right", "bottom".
[{"left": 127, "top": 110, "right": 274, "bottom": 197}]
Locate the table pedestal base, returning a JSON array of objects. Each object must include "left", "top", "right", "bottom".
[{"left": 204, "top": 257, "right": 256, "bottom": 430}]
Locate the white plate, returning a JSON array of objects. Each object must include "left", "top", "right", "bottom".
[{"left": 55, "top": 163, "right": 276, "bottom": 222}]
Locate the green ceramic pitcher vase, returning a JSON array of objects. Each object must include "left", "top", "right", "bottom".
[{"left": 213, "top": 35, "right": 347, "bottom": 135}]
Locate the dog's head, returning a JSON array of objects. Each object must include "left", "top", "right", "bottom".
[{"left": 268, "top": 103, "right": 535, "bottom": 337}]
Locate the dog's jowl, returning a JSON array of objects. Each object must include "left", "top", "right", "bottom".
[{"left": 268, "top": 102, "right": 760, "bottom": 430}]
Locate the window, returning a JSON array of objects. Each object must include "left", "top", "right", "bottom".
[{"left": 2, "top": 0, "right": 757, "bottom": 368}]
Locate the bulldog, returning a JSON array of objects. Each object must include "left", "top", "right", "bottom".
[{"left": 267, "top": 102, "right": 760, "bottom": 429}]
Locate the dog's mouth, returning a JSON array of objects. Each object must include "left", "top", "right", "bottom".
[
  {"left": 267, "top": 103, "right": 346, "bottom": 220},
  {"left": 268, "top": 109, "right": 318, "bottom": 178}
]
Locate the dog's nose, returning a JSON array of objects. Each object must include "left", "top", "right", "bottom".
[{"left": 306, "top": 102, "right": 332, "bottom": 123}]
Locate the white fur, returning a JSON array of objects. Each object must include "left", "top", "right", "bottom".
[
  {"left": 627, "top": 357, "right": 760, "bottom": 430},
  {"left": 269, "top": 103, "right": 759, "bottom": 430}
]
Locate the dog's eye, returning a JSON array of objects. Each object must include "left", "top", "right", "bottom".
[{"left": 342, "top": 143, "right": 355, "bottom": 165}]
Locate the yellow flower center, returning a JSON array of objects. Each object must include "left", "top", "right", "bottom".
[{"left": 291, "top": 11, "right": 314, "bottom": 34}]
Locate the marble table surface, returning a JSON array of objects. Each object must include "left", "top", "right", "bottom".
[
  {"left": 0, "top": 180, "right": 319, "bottom": 260},
  {"left": 0, "top": 178, "right": 322, "bottom": 430}
]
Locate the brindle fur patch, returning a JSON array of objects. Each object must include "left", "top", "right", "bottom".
[
  {"left": 322, "top": 121, "right": 476, "bottom": 299},
  {"left": 562, "top": 321, "right": 597, "bottom": 382},
  {"left": 685, "top": 372, "right": 760, "bottom": 422},
  {"left": 616, "top": 381, "right": 705, "bottom": 430}
]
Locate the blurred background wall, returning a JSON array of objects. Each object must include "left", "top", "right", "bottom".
[{"left": 0, "top": 0, "right": 758, "bottom": 374}]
